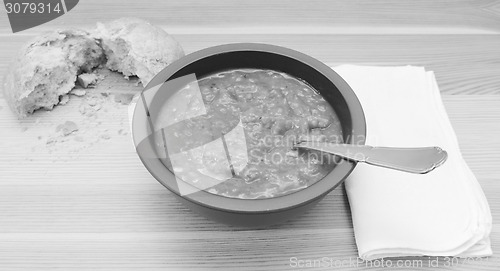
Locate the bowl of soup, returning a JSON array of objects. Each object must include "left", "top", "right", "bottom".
[{"left": 132, "top": 43, "right": 366, "bottom": 227}]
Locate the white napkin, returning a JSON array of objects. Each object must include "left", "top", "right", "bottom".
[{"left": 332, "top": 65, "right": 492, "bottom": 260}]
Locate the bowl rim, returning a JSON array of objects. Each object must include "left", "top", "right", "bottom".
[{"left": 133, "top": 43, "right": 366, "bottom": 213}]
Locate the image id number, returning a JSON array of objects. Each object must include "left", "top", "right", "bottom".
[{"left": 5, "top": 2, "right": 62, "bottom": 14}]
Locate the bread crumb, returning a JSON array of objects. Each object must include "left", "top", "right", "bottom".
[
  {"left": 93, "top": 103, "right": 102, "bottom": 111},
  {"left": 59, "top": 95, "right": 70, "bottom": 105},
  {"left": 77, "top": 73, "right": 99, "bottom": 88},
  {"left": 87, "top": 96, "right": 103, "bottom": 111},
  {"left": 70, "top": 88, "right": 87, "bottom": 96},
  {"left": 78, "top": 103, "right": 89, "bottom": 115},
  {"left": 79, "top": 94, "right": 104, "bottom": 117},
  {"left": 87, "top": 98, "right": 98, "bottom": 106},
  {"left": 114, "top": 93, "right": 135, "bottom": 105},
  {"left": 56, "top": 121, "right": 78, "bottom": 136}
]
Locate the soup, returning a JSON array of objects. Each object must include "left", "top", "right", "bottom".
[{"left": 157, "top": 69, "right": 343, "bottom": 199}]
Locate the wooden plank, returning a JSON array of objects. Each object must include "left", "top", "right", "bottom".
[
  {"left": 1, "top": 0, "right": 500, "bottom": 34},
  {"left": 0, "top": 229, "right": 498, "bottom": 270},
  {"left": 1, "top": 35, "right": 499, "bottom": 95}
]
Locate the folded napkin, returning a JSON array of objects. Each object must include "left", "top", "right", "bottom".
[{"left": 332, "top": 65, "right": 492, "bottom": 260}]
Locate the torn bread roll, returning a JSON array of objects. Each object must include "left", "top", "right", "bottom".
[
  {"left": 3, "top": 18, "right": 184, "bottom": 118},
  {"left": 95, "top": 18, "right": 185, "bottom": 86},
  {"left": 3, "top": 29, "right": 104, "bottom": 117}
]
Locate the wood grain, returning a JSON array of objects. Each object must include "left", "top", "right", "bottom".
[
  {"left": 2, "top": 0, "right": 500, "bottom": 34},
  {"left": 0, "top": 93, "right": 499, "bottom": 270},
  {"left": 1, "top": 34, "right": 500, "bottom": 95},
  {"left": 0, "top": 0, "right": 499, "bottom": 270}
]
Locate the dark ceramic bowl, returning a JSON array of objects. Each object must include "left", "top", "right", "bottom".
[{"left": 132, "top": 43, "right": 366, "bottom": 227}]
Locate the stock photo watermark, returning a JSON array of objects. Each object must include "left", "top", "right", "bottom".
[{"left": 289, "top": 256, "right": 489, "bottom": 269}]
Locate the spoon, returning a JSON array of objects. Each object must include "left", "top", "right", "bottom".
[{"left": 294, "top": 141, "right": 448, "bottom": 174}]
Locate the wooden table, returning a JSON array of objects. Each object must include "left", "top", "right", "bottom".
[{"left": 1, "top": 1, "right": 499, "bottom": 270}]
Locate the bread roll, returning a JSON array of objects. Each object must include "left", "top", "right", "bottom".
[
  {"left": 95, "top": 18, "right": 185, "bottom": 86},
  {"left": 3, "top": 18, "right": 185, "bottom": 118},
  {"left": 3, "top": 29, "right": 104, "bottom": 117}
]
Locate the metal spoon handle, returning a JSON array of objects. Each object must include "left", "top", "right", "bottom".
[{"left": 294, "top": 142, "right": 448, "bottom": 174}]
